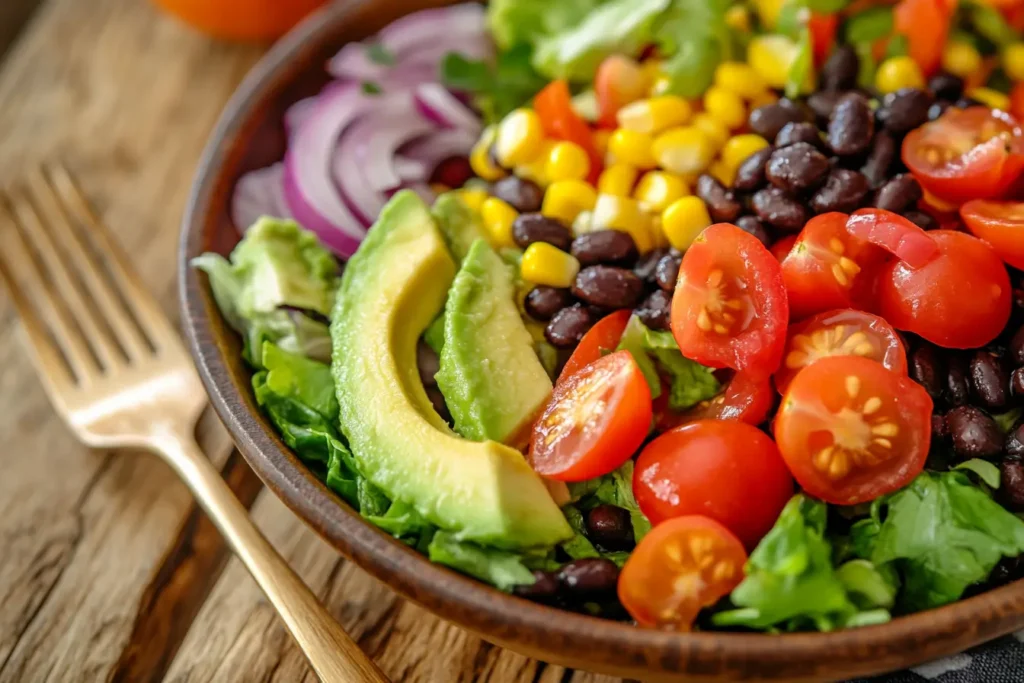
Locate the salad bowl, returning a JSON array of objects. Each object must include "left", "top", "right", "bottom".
[{"left": 179, "top": 0, "right": 1024, "bottom": 680}]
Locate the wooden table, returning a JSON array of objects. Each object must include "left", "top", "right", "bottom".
[{"left": 0, "top": 1, "right": 623, "bottom": 681}]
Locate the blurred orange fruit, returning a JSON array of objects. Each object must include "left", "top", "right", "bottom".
[{"left": 152, "top": 0, "right": 329, "bottom": 42}]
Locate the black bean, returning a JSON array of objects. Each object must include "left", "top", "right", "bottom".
[
  {"left": 946, "top": 353, "right": 971, "bottom": 407},
  {"left": 417, "top": 340, "right": 440, "bottom": 388},
  {"left": 987, "top": 555, "right": 1024, "bottom": 588},
  {"left": 525, "top": 286, "right": 573, "bottom": 322},
  {"left": 877, "top": 88, "right": 934, "bottom": 135},
  {"left": 571, "top": 230, "right": 638, "bottom": 267},
  {"left": 932, "top": 413, "right": 949, "bottom": 439},
  {"left": 928, "top": 101, "right": 952, "bottom": 121},
  {"left": 775, "top": 122, "right": 824, "bottom": 150},
  {"left": 696, "top": 174, "right": 743, "bottom": 222},
  {"left": 947, "top": 406, "right": 1005, "bottom": 461},
  {"left": 749, "top": 100, "right": 808, "bottom": 141},
  {"left": 910, "top": 343, "right": 946, "bottom": 402},
  {"left": 735, "top": 215, "right": 772, "bottom": 247},
  {"left": 733, "top": 146, "right": 773, "bottom": 192},
  {"left": 860, "top": 132, "right": 897, "bottom": 189},
  {"left": 586, "top": 505, "right": 635, "bottom": 551},
  {"left": 928, "top": 72, "right": 964, "bottom": 101},
  {"left": 431, "top": 156, "right": 474, "bottom": 189},
  {"left": 766, "top": 142, "right": 831, "bottom": 194},
  {"left": 1008, "top": 424, "right": 1024, "bottom": 458},
  {"left": 513, "top": 570, "right": 560, "bottom": 601},
  {"left": 970, "top": 350, "right": 1011, "bottom": 411},
  {"left": 828, "top": 93, "right": 875, "bottom": 157},
  {"left": 512, "top": 213, "right": 572, "bottom": 251},
  {"left": 655, "top": 252, "right": 682, "bottom": 291},
  {"left": 819, "top": 44, "right": 859, "bottom": 91},
  {"left": 810, "top": 169, "right": 870, "bottom": 214},
  {"left": 751, "top": 187, "right": 809, "bottom": 233},
  {"left": 807, "top": 91, "right": 843, "bottom": 126},
  {"left": 1010, "top": 326, "right": 1024, "bottom": 366},
  {"left": 901, "top": 209, "right": 937, "bottom": 230},
  {"left": 545, "top": 304, "right": 595, "bottom": 348},
  {"left": 1012, "top": 368, "right": 1024, "bottom": 398},
  {"left": 636, "top": 289, "right": 672, "bottom": 331},
  {"left": 872, "top": 174, "right": 923, "bottom": 213},
  {"left": 572, "top": 266, "right": 645, "bottom": 310},
  {"left": 634, "top": 248, "right": 668, "bottom": 283},
  {"left": 557, "top": 558, "right": 620, "bottom": 597},
  {"left": 491, "top": 176, "right": 544, "bottom": 213},
  {"left": 1001, "top": 459, "right": 1024, "bottom": 512}
]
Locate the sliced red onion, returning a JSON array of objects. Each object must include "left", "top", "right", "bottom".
[
  {"left": 414, "top": 83, "right": 481, "bottom": 132},
  {"left": 231, "top": 163, "right": 292, "bottom": 232},
  {"left": 284, "top": 97, "right": 318, "bottom": 137},
  {"left": 378, "top": 3, "right": 486, "bottom": 53},
  {"left": 393, "top": 156, "right": 429, "bottom": 185},
  {"left": 399, "top": 129, "right": 478, "bottom": 168}
]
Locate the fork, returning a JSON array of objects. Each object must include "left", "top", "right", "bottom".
[{"left": 0, "top": 164, "right": 389, "bottom": 683}]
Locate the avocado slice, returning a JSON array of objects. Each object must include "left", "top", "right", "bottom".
[
  {"left": 332, "top": 192, "right": 571, "bottom": 550},
  {"left": 432, "top": 192, "right": 487, "bottom": 264},
  {"left": 437, "top": 239, "right": 553, "bottom": 445}
]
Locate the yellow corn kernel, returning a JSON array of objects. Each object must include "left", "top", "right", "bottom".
[
  {"left": 721, "top": 134, "right": 771, "bottom": 172},
  {"left": 542, "top": 179, "right": 598, "bottom": 225},
  {"left": 634, "top": 171, "right": 690, "bottom": 213},
  {"left": 753, "top": 0, "right": 787, "bottom": 29},
  {"left": 598, "top": 164, "right": 639, "bottom": 197},
  {"left": 617, "top": 96, "right": 692, "bottom": 135},
  {"left": 593, "top": 129, "right": 612, "bottom": 158},
  {"left": 1005, "top": 42, "right": 1024, "bottom": 82},
  {"left": 748, "top": 34, "right": 800, "bottom": 90},
  {"left": 714, "top": 62, "right": 767, "bottom": 100},
  {"left": 725, "top": 5, "right": 751, "bottom": 33},
  {"left": 456, "top": 187, "right": 489, "bottom": 214},
  {"left": 520, "top": 242, "right": 580, "bottom": 288},
  {"left": 703, "top": 86, "right": 747, "bottom": 131},
  {"left": 662, "top": 197, "right": 712, "bottom": 251},
  {"left": 608, "top": 128, "right": 658, "bottom": 168},
  {"left": 648, "top": 215, "right": 669, "bottom": 250},
  {"left": 480, "top": 197, "right": 519, "bottom": 249},
  {"left": 967, "top": 87, "right": 1012, "bottom": 112},
  {"left": 591, "top": 194, "right": 653, "bottom": 253},
  {"left": 640, "top": 59, "right": 665, "bottom": 85},
  {"left": 650, "top": 75, "right": 673, "bottom": 97},
  {"left": 494, "top": 109, "right": 545, "bottom": 167},
  {"left": 875, "top": 56, "right": 925, "bottom": 94},
  {"left": 652, "top": 126, "right": 716, "bottom": 175},
  {"left": 545, "top": 141, "right": 591, "bottom": 182},
  {"left": 470, "top": 126, "right": 506, "bottom": 182},
  {"left": 709, "top": 160, "right": 736, "bottom": 187},
  {"left": 942, "top": 41, "right": 982, "bottom": 80},
  {"left": 515, "top": 139, "right": 555, "bottom": 187},
  {"left": 690, "top": 113, "right": 730, "bottom": 152}
]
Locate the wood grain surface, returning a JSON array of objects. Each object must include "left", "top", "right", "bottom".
[{"left": 0, "top": 1, "right": 624, "bottom": 680}]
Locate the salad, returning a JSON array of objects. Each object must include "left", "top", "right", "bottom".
[{"left": 194, "top": 0, "right": 1024, "bottom": 633}]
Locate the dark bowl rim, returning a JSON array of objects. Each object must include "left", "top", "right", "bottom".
[{"left": 178, "top": 1, "right": 1024, "bottom": 678}]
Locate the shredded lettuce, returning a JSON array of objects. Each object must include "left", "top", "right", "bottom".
[
  {"left": 428, "top": 531, "right": 538, "bottom": 591},
  {"left": 569, "top": 461, "right": 652, "bottom": 544}
]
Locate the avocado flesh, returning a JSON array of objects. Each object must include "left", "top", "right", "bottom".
[
  {"left": 331, "top": 191, "right": 571, "bottom": 550},
  {"left": 437, "top": 239, "right": 553, "bottom": 445}
]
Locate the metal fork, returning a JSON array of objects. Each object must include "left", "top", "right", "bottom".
[{"left": 0, "top": 164, "right": 388, "bottom": 683}]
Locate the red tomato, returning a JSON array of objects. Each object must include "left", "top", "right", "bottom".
[
  {"left": 529, "top": 350, "right": 651, "bottom": 481},
  {"left": 809, "top": 13, "right": 839, "bottom": 68},
  {"left": 634, "top": 420, "right": 793, "bottom": 549},
  {"left": 534, "top": 80, "right": 601, "bottom": 183},
  {"left": 618, "top": 516, "right": 747, "bottom": 630},
  {"left": 1012, "top": 83, "right": 1024, "bottom": 123},
  {"left": 903, "top": 107, "right": 1024, "bottom": 205},
  {"left": 878, "top": 230, "right": 1011, "bottom": 348},
  {"left": 595, "top": 56, "right": 649, "bottom": 129},
  {"left": 671, "top": 224, "right": 789, "bottom": 380},
  {"left": 780, "top": 213, "right": 883, "bottom": 321},
  {"left": 845, "top": 209, "right": 940, "bottom": 268},
  {"left": 771, "top": 235, "right": 798, "bottom": 261},
  {"left": 894, "top": 0, "right": 952, "bottom": 76},
  {"left": 774, "top": 356, "right": 933, "bottom": 505},
  {"left": 657, "top": 372, "right": 774, "bottom": 431},
  {"left": 961, "top": 200, "right": 1024, "bottom": 270},
  {"left": 558, "top": 310, "right": 632, "bottom": 383},
  {"left": 774, "top": 309, "right": 908, "bottom": 394}
]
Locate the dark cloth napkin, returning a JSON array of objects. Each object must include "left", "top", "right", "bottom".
[{"left": 849, "top": 632, "right": 1024, "bottom": 683}]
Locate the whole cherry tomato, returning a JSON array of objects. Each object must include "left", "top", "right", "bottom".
[{"left": 594, "top": 56, "right": 649, "bottom": 129}]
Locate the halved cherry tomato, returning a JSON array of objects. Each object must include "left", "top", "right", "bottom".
[
  {"left": 771, "top": 234, "right": 798, "bottom": 262},
  {"left": 595, "top": 56, "right": 649, "bottom": 129},
  {"left": 529, "top": 350, "right": 651, "bottom": 481},
  {"left": 634, "top": 420, "right": 793, "bottom": 548},
  {"left": 780, "top": 213, "right": 883, "bottom": 321},
  {"left": 1012, "top": 83, "right": 1024, "bottom": 123},
  {"left": 878, "top": 230, "right": 1012, "bottom": 348},
  {"left": 903, "top": 107, "right": 1024, "bottom": 205},
  {"left": 774, "top": 356, "right": 933, "bottom": 505},
  {"left": 657, "top": 372, "right": 774, "bottom": 431},
  {"left": 671, "top": 224, "right": 789, "bottom": 380},
  {"left": 558, "top": 310, "right": 632, "bottom": 383},
  {"left": 774, "top": 309, "right": 908, "bottom": 394},
  {"left": 534, "top": 80, "right": 602, "bottom": 183},
  {"left": 845, "top": 209, "right": 939, "bottom": 268},
  {"left": 894, "top": 0, "right": 952, "bottom": 76},
  {"left": 961, "top": 200, "right": 1024, "bottom": 270},
  {"left": 618, "top": 516, "right": 748, "bottom": 630},
  {"left": 809, "top": 13, "right": 839, "bottom": 68}
]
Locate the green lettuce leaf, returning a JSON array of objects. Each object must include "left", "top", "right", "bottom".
[
  {"left": 428, "top": 531, "right": 537, "bottom": 591},
  {"left": 487, "top": 0, "right": 606, "bottom": 50},
  {"left": 569, "top": 461, "right": 652, "bottom": 543},
  {"left": 655, "top": 0, "right": 734, "bottom": 98},
  {"left": 442, "top": 45, "right": 548, "bottom": 123},
  {"left": 261, "top": 342, "right": 338, "bottom": 421}
]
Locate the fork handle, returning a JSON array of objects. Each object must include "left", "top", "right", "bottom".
[{"left": 154, "top": 428, "right": 389, "bottom": 683}]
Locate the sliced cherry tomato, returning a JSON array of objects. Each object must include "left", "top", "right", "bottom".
[
  {"left": 657, "top": 372, "right": 774, "bottom": 431},
  {"left": 1012, "top": 82, "right": 1024, "bottom": 124},
  {"left": 618, "top": 516, "right": 748, "bottom": 630},
  {"left": 878, "top": 230, "right": 1012, "bottom": 348},
  {"left": 961, "top": 200, "right": 1024, "bottom": 270},
  {"left": 809, "top": 13, "right": 839, "bottom": 68},
  {"left": 529, "top": 350, "right": 651, "bottom": 481},
  {"left": 771, "top": 234, "right": 798, "bottom": 262},
  {"left": 558, "top": 310, "right": 632, "bottom": 383},
  {"left": 671, "top": 224, "right": 789, "bottom": 380},
  {"left": 780, "top": 213, "right": 883, "bottom": 321},
  {"left": 845, "top": 209, "right": 939, "bottom": 268},
  {"left": 595, "top": 56, "right": 649, "bottom": 129},
  {"left": 774, "top": 309, "right": 908, "bottom": 394},
  {"left": 894, "top": 0, "right": 952, "bottom": 76},
  {"left": 774, "top": 356, "right": 933, "bottom": 505},
  {"left": 634, "top": 420, "right": 793, "bottom": 548},
  {"left": 903, "top": 107, "right": 1024, "bottom": 205},
  {"left": 534, "top": 80, "right": 601, "bottom": 184}
]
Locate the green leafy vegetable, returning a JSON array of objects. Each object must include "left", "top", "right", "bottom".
[
  {"left": 786, "top": 27, "right": 814, "bottom": 104},
  {"left": 569, "top": 461, "right": 652, "bottom": 543},
  {"left": 441, "top": 45, "right": 548, "bottom": 123},
  {"left": 994, "top": 407, "right": 1023, "bottom": 434},
  {"left": 965, "top": 0, "right": 1018, "bottom": 48},
  {"left": 361, "top": 81, "right": 383, "bottom": 95},
  {"left": 262, "top": 342, "right": 338, "bottom": 421},
  {"left": 365, "top": 43, "right": 396, "bottom": 66},
  {"left": 561, "top": 505, "right": 603, "bottom": 560},
  {"left": 428, "top": 531, "right": 537, "bottom": 591},
  {"left": 656, "top": 0, "right": 735, "bottom": 98},
  {"left": 806, "top": 0, "right": 851, "bottom": 12},
  {"left": 954, "top": 459, "right": 1002, "bottom": 489},
  {"left": 885, "top": 34, "right": 909, "bottom": 59},
  {"left": 487, "top": 0, "right": 606, "bottom": 50},
  {"left": 844, "top": 6, "right": 894, "bottom": 44}
]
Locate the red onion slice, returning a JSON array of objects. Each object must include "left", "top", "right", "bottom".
[
  {"left": 393, "top": 156, "right": 429, "bottom": 185},
  {"left": 414, "top": 83, "right": 481, "bottom": 132},
  {"left": 400, "top": 129, "right": 478, "bottom": 168},
  {"left": 284, "top": 97, "right": 318, "bottom": 137},
  {"left": 232, "top": 163, "right": 292, "bottom": 232}
]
